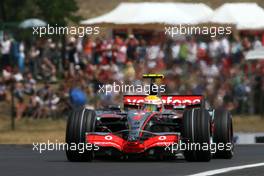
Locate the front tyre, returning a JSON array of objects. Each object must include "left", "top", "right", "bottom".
[
  {"left": 213, "top": 109, "right": 234, "bottom": 159},
  {"left": 182, "top": 108, "right": 212, "bottom": 162},
  {"left": 66, "top": 108, "right": 96, "bottom": 162}
]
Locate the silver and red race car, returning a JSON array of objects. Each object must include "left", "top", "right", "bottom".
[{"left": 66, "top": 74, "right": 233, "bottom": 162}]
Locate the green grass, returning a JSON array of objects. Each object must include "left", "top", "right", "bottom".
[
  {"left": 233, "top": 115, "right": 264, "bottom": 133},
  {"left": 0, "top": 118, "right": 66, "bottom": 144}
]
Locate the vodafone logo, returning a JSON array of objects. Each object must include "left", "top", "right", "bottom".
[
  {"left": 105, "top": 136, "right": 113, "bottom": 140},
  {"left": 162, "top": 97, "right": 201, "bottom": 105},
  {"left": 124, "top": 96, "right": 201, "bottom": 106}
]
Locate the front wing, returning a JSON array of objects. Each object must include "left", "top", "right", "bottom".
[{"left": 86, "top": 133, "right": 179, "bottom": 153}]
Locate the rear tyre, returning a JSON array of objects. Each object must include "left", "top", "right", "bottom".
[
  {"left": 66, "top": 108, "right": 96, "bottom": 162},
  {"left": 182, "top": 108, "right": 212, "bottom": 162},
  {"left": 213, "top": 109, "right": 234, "bottom": 159}
]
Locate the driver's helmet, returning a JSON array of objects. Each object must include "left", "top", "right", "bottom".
[{"left": 143, "top": 95, "right": 162, "bottom": 112}]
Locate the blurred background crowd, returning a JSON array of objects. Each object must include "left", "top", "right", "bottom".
[{"left": 0, "top": 31, "right": 263, "bottom": 119}]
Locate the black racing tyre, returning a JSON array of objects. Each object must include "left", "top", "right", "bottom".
[
  {"left": 66, "top": 108, "right": 96, "bottom": 162},
  {"left": 213, "top": 109, "right": 234, "bottom": 159},
  {"left": 182, "top": 108, "right": 212, "bottom": 162}
]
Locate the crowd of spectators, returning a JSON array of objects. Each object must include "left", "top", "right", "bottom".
[{"left": 0, "top": 31, "right": 263, "bottom": 119}]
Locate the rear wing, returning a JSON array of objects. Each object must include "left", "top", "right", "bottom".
[{"left": 123, "top": 95, "right": 202, "bottom": 110}]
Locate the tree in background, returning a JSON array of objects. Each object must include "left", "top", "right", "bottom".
[
  {"left": 0, "top": 0, "right": 81, "bottom": 25},
  {"left": 0, "top": 0, "right": 82, "bottom": 70}
]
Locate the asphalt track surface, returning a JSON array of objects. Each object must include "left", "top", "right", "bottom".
[{"left": 0, "top": 144, "right": 264, "bottom": 176}]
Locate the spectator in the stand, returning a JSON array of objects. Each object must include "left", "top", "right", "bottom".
[
  {"left": 208, "top": 37, "right": 221, "bottom": 63},
  {"left": 171, "top": 40, "right": 180, "bottom": 63},
  {"left": 178, "top": 40, "right": 188, "bottom": 62},
  {"left": 0, "top": 78, "right": 7, "bottom": 101},
  {"left": 93, "top": 38, "right": 103, "bottom": 65},
  {"left": 48, "top": 92, "right": 60, "bottom": 118},
  {"left": 76, "top": 37, "right": 83, "bottom": 53},
  {"left": 15, "top": 97, "right": 26, "bottom": 120},
  {"left": 11, "top": 39, "right": 25, "bottom": 73},
  {"left": 24, "top": 73, "right": 36, "bottom": 95},
  {"left": 27, "top": 91, "right": 39, "bottom": 117},
  {"left": 67, "top": 37, "right": 79, "bottom": 76},
  {"left": 201, "top": 60, "right": 219, "bottom": 78},
  {"left": 126, "top": 34, "right": 138, "bottom": 61},
  {"left": 48, "top": 42, "right": 60, "bottom": 74},
  {"left": 101, "top": 39, "right": 113, "bottom": 64},
  {"left": 18, "top": 41, "right": 25, "bottom": 73},
  {"left": 110, "top": 61, "right": 123, "bottom": 81},
  {"left": 14, "top": 81, "right": 24, "bottom": 102},
  {"left": 32, "top": 91, "right": 45, "bottom": 119},
  {"left": 2, "top": 66, "right": 12, "bottom": 82},
  {"left": 83, "top": 37, "right": 95, "bottom": 62},
  {"left": 220, "top": 37, "right": 230, "bottom": 57},
  {"left": 13, "top": 67, "right": 23, "bottom": 82},
  {"left": 11, "top": 39, "right": 20, "bottom": 69},
  {"left": 242, "top": 37, "right": 252, "bottom": 51},
  {"left": 230, "top": 37, "right": 243, "bottom": 64},
  {"left": 28, "top": 45, "right": 40, "bottom": 78},
  {"left": 197, "top": 41, "right": 208, "bottom": 62},
  {"left": 124, "top": 61, "right": 135, "bottom": 82},
  {"left": 146, "top": 40, "right": 160, "bottom": 69},
  {"left": 186, "top": 37, "right": 197, "bottom": 64},
  {"left": 41, "top": 39, "right": 57, "bottom": 82},
  {"left": 114, "top": 36, "right": 127, "bottom": 65},
  {"left": 0, "top": 33, "right": 12, "bottom": 70},
  {"left": 136, "top": 38, "right": 147, "bottom": 62},
  {"left": 253, "top": 36, "right": 262, "bottom": 49}
]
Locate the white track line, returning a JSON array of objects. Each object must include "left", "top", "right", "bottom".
[{"left": 188, "top": 162, "right": 264, "bottom": 176}]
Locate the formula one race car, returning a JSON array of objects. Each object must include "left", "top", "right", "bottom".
[{"left": 66, "top": 74, "right": 233, "bottom": 162}]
